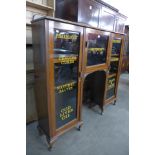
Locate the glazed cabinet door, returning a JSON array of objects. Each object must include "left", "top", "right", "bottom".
[
  {"left": 48, "top": 21, "right": 83, "bottom": 134},
  {"left": 105, "top": 34, "right": 124, "bottom": 103},
  {"left": 83, "top": 28, "right": 110, "bottom": 73}
]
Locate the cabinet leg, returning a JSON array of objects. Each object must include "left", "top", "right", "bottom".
[
  {"left": 113, "top": 100, "right": 116, "bottom": 105},
  {"left": 48, "top": 143, "right": 53, "bottom": 151},
  {"left": 77, "top": 124, "right": 83, "bottom": 131},
  {"left": 101, "top": 107, "right": 104, "bottom": 115},
  {"left": 46, "top": 137, "right": 56, "bottom": 151}
]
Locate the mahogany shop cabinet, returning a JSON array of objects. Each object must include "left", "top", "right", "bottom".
[
  {"left": 32, "top": 16, "right": 125, "bottom": 150},
  {"left": 81, "top": 28, "right": 111, "bottom": 114},
  {"left": 32, "top": 17, "right": 84, "bottom": 150}
]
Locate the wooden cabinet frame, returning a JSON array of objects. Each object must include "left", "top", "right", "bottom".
[{"left": 32, "top": 17, "right": 125, "bottom": 150}]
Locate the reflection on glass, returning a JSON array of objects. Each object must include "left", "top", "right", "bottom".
[
  {"left": 54, "top": 63, "right": 78, "bottom": 86},
  {"left": 53, "top": 29, "right": 80, "bottom": 129},
  {"left": 87, "top": 33, "right": 108, "bottom": 66},
  {"left": 54, "top": 29, "right": 80, "bottom": 57},
  {"left": 106, "top": 76, "right": 116, "bottom": 99},
  {"left": 112, "top": 38, "right": 122, "bottom": 55}
]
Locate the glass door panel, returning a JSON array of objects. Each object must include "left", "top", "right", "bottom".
[
  {"left": 87, "top": 33, "right": 109, "bottom": 66},
  {"left": 53, "top": 29, "right": 80, "bottom": 129},
  {"left": 109, "top": 61, "right": 119, "bottom": 74},
  {"left": 111, "top": 38, "right": 122, "bottom": 56},
  {"left": 106, "top": 75, "right": 116, "bottom": 100},
  {"left": 109, "top": 37, "right": 122, "bottom": 74}
]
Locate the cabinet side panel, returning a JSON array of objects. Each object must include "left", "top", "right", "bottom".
[{"left": 32, "top": 20, "right": 49, "bottom": 136}]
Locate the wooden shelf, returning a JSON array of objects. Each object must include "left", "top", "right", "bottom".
[
  {"left": 111, "top": 54, "right": 119, "bottom": 56},
  {"left": 26, "top": 1, "right": 53, "bottom": 11},
  {"left": 108, "top": 73, "right": 117, "bottom": 78},
  {"left": 110, "top": 57, "right": 119, "bottom": 62},
  {"left": 26, "top": 63, "right": 34, "bottom": 73},
  {"left": 26, "top": 43, "right": 33, "bottom": 47},
  {"left": 105, "top": 96, "right": 116, "bottom": 104},
  {"left": 26, "top": 22, "right": 31, "bottom": 26}
]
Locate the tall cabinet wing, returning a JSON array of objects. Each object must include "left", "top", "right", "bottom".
[
  {"left": 48, "top": 21, "right": 84, "bottom": 134},
  {"left": 32, "top": 18, "right": 84, "bottom": 149}
]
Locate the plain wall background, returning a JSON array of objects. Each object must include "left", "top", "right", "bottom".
[{"left": 103, "top": 0, "right": 129, "bottom": 24}]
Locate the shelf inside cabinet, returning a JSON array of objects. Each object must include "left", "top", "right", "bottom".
[
  {"left": 54, "top": 49, "right": 74, "bottom": 53},
  {"left": 108, "top": 73, "right": 117, "bottom": 78},
  {"left": 26, "top": 0, "right": 53, "bottom": 11},
  {"left": 52, "top": 53, "right": 78, "bottom": 58},
  {"left": 26, "top": 63, "right": 34, "bottom": 73},
  {"left": 26, "top": 22, "right": 31, "bottom": 26},
  {"left": 111, "top": 54, "right": 119, "bottom": 57},
  {"left": 110, "top": 57, "right": 119, "bottom": 62}
]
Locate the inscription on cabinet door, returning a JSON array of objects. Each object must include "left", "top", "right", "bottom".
[{"left": 106, "top": 76, "right": 116, "bottom": 99}]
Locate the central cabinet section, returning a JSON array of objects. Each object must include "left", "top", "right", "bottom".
[
  {"left": 81, "top": 28, "right": 111, "bottom": 114},
  {"left": 32, "top": 17, "right": 125, "bottom": 149}
]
